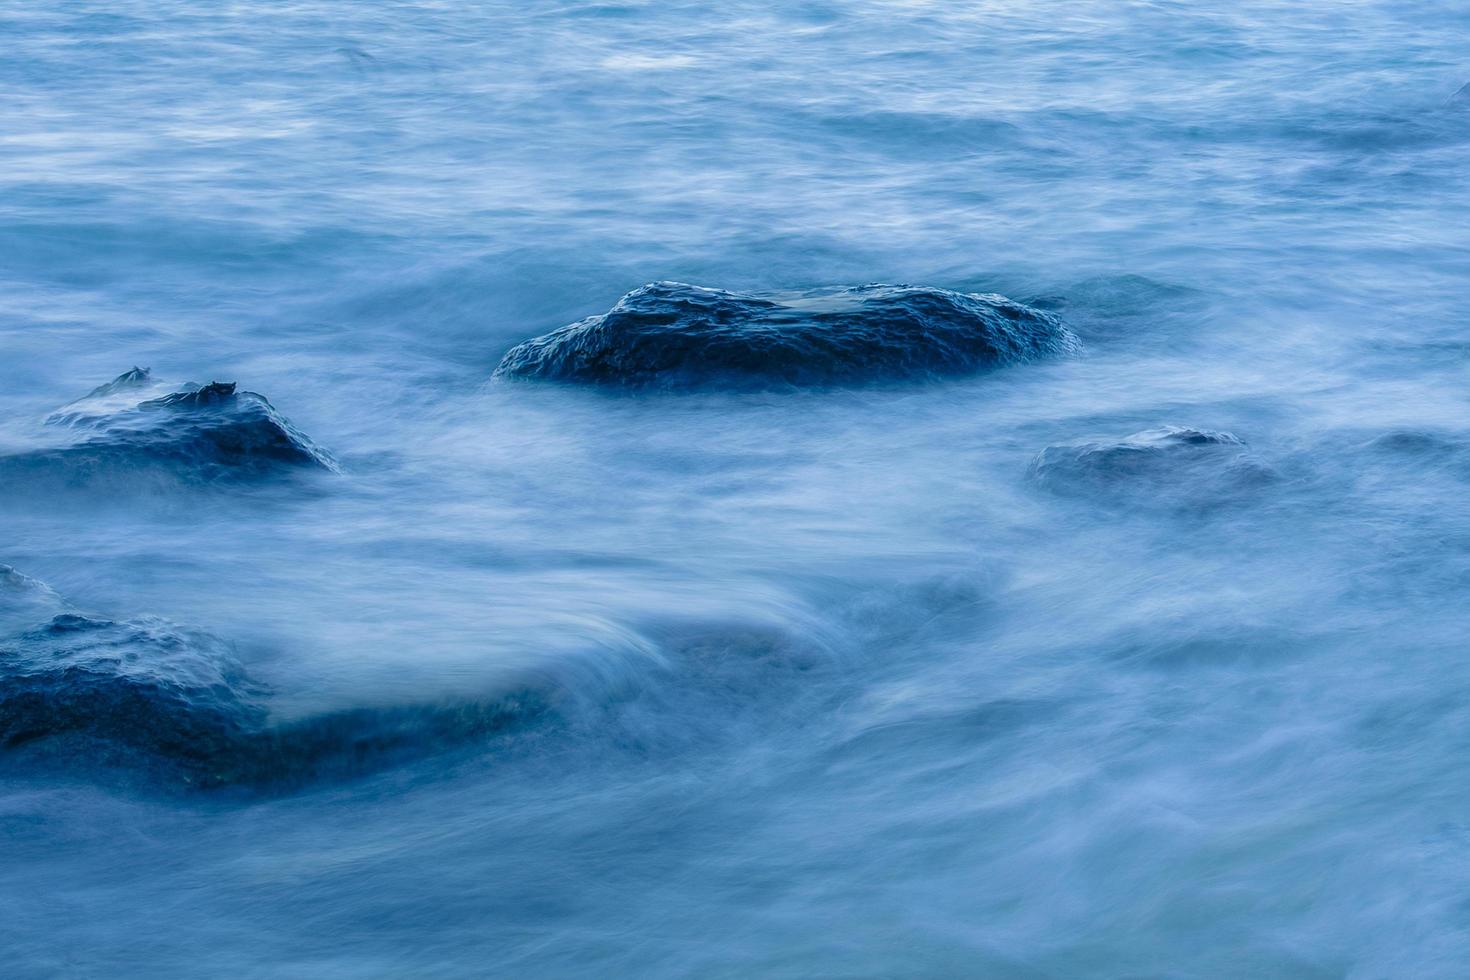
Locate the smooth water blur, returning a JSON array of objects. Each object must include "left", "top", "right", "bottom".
[{"left": 3, "top": 0, "right": 1470, "bottom": 975}]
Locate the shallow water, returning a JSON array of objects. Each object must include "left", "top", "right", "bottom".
[{"left": 4, "top": 1, "right": 1470, "bottom": 975}]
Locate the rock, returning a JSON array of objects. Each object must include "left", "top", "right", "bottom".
[{"left": 494, "top": 281, "right": 1078, "bottom": 390}]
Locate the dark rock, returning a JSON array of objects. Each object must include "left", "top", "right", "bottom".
[
  {"left": 0, "top": 613, "right": 268, "bottom": 777},
  {"left": 13, "top": 370, "right": 336, "bottom": 484},
  {"left": 494, "top": 281, "right": 1079, "bottom": 390}
]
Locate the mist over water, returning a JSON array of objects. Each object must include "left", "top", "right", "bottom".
[{"left": 3, "top": 1, "right": 1470, "bottom": 975}]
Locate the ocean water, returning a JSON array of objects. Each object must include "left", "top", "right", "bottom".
[{"left": 3, "top": 0, "right": 1470, "bottom": 975}]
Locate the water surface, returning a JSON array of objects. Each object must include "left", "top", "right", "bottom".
[{"left": 3, "top": 1, "right": 1470, "bottom": 975}]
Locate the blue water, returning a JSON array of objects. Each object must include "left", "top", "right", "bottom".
[{"left": 3, "top": 1, "right": 1470, "bottom": 975}]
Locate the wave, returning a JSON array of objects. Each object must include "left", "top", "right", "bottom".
[
  {"left": 0, "top": 566, "right": 830, "bottom": 792},
  {"left": 0, "top": 564, "right": 67, "bottom": 638},
  {"left": 493, "top": 281, "right": 1078, "bottom": 390}
]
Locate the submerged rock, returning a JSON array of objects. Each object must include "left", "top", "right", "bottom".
[
  {"left": 493, "top": 281, "right": 1079, "bottom": 389},
  {"left": 0, "top": 616, "right": 538, "bottom": 789},
  {"left": 1, "top": 564, "right": 264, "bottom": 778},
  {"left": 1028, "top": 426, "right": 1274, "bottom": 505},
  {"left": 13, "top": 370, "right": 336, "bottom": 484},
  {"left": 0, "top": 613, "right": 269, "bottom": 778},
  {"left": 1355, "top": 428, "right": 1470, "bottom": 483},
  {"left": 0, "top": 566, "right": 536, "bottom": 790},
  {"left": 1365, "top": 429, "right": 1467, "bottom": 460}
]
